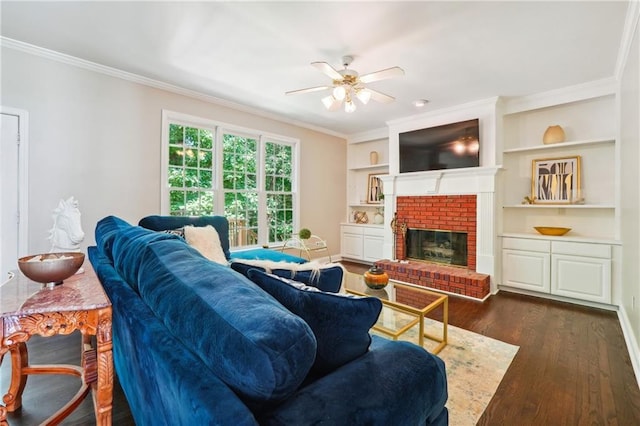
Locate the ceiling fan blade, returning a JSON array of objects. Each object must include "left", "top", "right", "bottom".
[
  {"left": 311, "top": 61, "right": 343, "bottom": 80},
  {"left": 359, "top": 66, "right": 405, "bottom": 84},
  {"left": 285, "top": 86, "right": 331, "bottom": 96},
  {"left": 368, "top": 88, "right": 396, "bottom": 104}
]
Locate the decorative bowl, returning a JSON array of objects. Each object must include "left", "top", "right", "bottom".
[
  {"left": 534, "top": 227, "right": 571, "bottom": 236},
  {"left": 18, "top": 252, "right": 85, "bottom": 286}
]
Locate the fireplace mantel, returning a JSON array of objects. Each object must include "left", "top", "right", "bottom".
[
  {"left": 381, "top": 166, "right": 500, "bottom": 197},
  {"left": 379, "top": 166, "right": 500, "bottom": 294}
]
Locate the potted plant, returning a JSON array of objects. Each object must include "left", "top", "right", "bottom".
[{"left": 298, "top": 228, "right": 312, "bottom": 240}]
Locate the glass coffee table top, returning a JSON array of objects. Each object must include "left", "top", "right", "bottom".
[{"left": 342, "top": 271, "right": 448, "bottom": 354}]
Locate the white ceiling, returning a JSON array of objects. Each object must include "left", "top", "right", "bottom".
[{"left": 0, "top": 1, "right": 630, "bottom": 136}]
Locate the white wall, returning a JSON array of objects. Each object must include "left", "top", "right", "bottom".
[
  {"left": 619, "top": 9, "right": 640, "bottom": 374},
  {"left": 0, "top": 47, "right": 346, "bottom": 257}
]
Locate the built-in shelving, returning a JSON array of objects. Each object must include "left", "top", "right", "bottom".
[
  {"left": 500, "top": 232, "right": 621, "bottom": 245},
  {"left": 346, "top": 137, "right": 389, "bottom": 228},
  {"left": 349, "top": 202, "right": 383, "bottom": 208},
  {"left": 349, "top": 163, "right": 390, "bottom": 171},
  {"left": 503, "top": 137, "right": 615, "bottom": 154},
  {"left": 503, "top": 204, "right": 615, "bottom": 209},
  {"left": 500, "top": 92, "right": 617, "bottom": 241}
]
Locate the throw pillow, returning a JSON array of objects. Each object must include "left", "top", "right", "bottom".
[
  {"left": 230, "top": 259, "right": 344, "bottom": 293},
  {"left": 184, "top": 225, "right": 227, "bottom": 265},
  {"left": 246, "top": 269, "right": 382, "bottom": 375},
  {"left": 163, "top": 227, "right": 185, "bottom": 238}
]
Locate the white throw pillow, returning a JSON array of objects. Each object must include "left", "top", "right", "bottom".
[{"left": 184, "top": 225, "right": 228, "bottom": 265}]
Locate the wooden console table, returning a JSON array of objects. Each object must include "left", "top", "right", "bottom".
[{"left": 0, "top": 261, "right": 113, "bottom": 425}]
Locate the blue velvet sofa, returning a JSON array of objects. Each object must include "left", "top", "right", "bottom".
[{"left": 89, "top": 215, "right": 448, "bottom": 425}]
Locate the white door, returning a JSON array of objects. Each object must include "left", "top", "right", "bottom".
[
  {"left": 1, "top": 109, "right": 28, "bottom": 280},
  {"left": 551, "top": 254, "right": 611, "bottom": 303},
  {"left": 502, "top": 249, "right": 551, "bottom": 293}
]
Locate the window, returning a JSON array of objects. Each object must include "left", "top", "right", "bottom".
[{"left": 161, "top": 111, "right": 298, "bottom": 248}]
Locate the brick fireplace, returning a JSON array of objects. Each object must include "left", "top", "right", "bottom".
[
  {"left": 395, "top": 195, "right": 477, "bottom": 269},
  {"left": 377, "top": 168, "right": 499, "bottom": 300}
]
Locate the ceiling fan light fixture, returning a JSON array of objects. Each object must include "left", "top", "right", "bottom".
[
  {"left": 321, "top": 95, "right": 337, "bottom": 110},
  {"left": 356, "top": 88, "right": 372, "bottom": 105},
  {"left": 345, "top": 99, "right": 356, "bottom": 113},
  {"left": 333, "top": 85, "right": 346, "bottom": 101}
]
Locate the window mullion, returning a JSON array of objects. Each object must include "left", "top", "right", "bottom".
[
  {"left": 214, "top": 126, "right": 225, "bottom": 215},
  {"left": 257, "top": 136, "right": 268, "bottom": 245}
]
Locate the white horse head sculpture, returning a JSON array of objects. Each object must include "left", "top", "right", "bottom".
[{"left": 49, "top": 196, "right": 85, "bottom": 252}]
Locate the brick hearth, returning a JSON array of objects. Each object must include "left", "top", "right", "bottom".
[{"left": 375, "top": 259, "right": 490, "bottom": 300}]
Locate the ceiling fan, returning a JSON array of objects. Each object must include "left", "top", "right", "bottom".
[{"left": 286, "top": 56, "right": 404, "bottom": 113}]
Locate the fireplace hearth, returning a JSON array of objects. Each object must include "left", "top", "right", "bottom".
[{"left": 406, "top": 228, "right": 468, "bottom": 267}]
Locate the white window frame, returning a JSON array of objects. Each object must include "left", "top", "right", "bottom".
[{"left": 161, "top": 110, "right": 300, "bottom": 247}]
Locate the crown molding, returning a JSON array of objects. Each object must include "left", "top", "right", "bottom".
[
  {"left": 501, "top": 78, "right": 617, "bottom": 115},
  {"left": 615, "top": 0, "right": 640, "bottom": 81},
  {"left": 347, "top": 127, "right": 388, "bottom": 144},
  {"left": 0, "top": 36, "right": 347, "bottom": 140}
]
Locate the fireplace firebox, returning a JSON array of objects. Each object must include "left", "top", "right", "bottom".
[{"left": 405, "top": 228, "right": 468, "bottom": 267}]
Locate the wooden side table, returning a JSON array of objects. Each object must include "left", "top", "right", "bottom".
[{"left": 0, "top": 261, "right": 113, "bottom": 425}]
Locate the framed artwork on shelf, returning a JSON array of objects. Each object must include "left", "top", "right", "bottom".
[
  {"left": 531, "top": 156, "right": 581, "bottom": 204},
  {"left": 367, "top": 174, "right": 384, "bottom": 204}
]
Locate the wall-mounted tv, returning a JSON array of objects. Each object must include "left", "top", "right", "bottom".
[{"left": 399, "top": 118, "right": 480, "bottom": 173}]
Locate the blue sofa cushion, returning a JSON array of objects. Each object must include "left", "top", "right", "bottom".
[
  {"left": 135, "top": 240, "right": 317, "bottom": 406},
  {"left": 230, "top": 260, "right": 343, "bottom": 293},
  {"left": 95, "top": 216, "right": 178, "bottom": 290},
  {"left": 246, "top": 269, "right": 382, "bottom": 375},
  {"left": 138, "top": 215, "right": 231, "bottom": 260},
  {"left": 259, "top": 335, "right": 448, "bottom": 426},
  {"left": 88, "top": 247, "right": 260, "bottom": 426}
]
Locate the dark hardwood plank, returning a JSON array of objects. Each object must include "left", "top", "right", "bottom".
[{"left": 3, "top": 262, "right": 639, "bottom": 425}]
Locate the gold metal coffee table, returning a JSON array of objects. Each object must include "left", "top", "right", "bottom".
[{"left": 343, "top": 272, "right": 448, "bottom": 354}]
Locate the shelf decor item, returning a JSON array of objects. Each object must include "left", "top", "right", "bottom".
[
  {"left": 534, "top": 226, "right": 571, "bottom": 236},
  {"left": 373, "top": 208, "right": 384, "bottom": 224},
  {"left": 369, "top": 151, "right": 379, "bottom": 165},
  {"left": 531, "top": 156, "right": 581, "bottom": 204},
  {"left": 543, "top": 125, "right": 566, "bottom": 145},
  {"left": 363, "top": 266, "right": 389, "bottom": 290},
  {"left": 367, "top": 174, "right": 383, "bottom": 204},
  {"left": 353, "top": 211, "right": 369, "bottom": 224}
]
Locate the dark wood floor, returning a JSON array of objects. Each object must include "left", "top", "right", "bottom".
[{"left": 2, "top": 261, "right": 639, "bottom": 425}]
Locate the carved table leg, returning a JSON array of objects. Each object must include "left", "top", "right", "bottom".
[
  {"left": 93, "top": 308, "right": 113, "bottom": 425},
  {"left": 0, "top": 353, "right": 5, "bottom": 425},
  {"left": 3, "top": 342, "right": 28, "bottom": 412}
]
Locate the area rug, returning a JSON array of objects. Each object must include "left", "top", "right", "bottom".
[{"left": 372, "top": 319, "right": 519, "bottom": 426}]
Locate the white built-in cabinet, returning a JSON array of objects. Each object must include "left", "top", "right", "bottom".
[
  {"left": 502, "top": 237, "right": 612, "bottom": 303},
  {"left": 499, "top": 89, "right": 619, "bottom": 305},
  {"left": 341, "top": 224, "right": 385, "bottom": 263},
  {"left": 341, "top": 136, "right": 388, "bottom": 263}
]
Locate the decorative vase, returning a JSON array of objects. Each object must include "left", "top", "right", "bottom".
[
  {"left": 364, "top": 266, "right": 389, "bottom": 290},
  {"left": 542, "top": 125, "right": 566, "bottom": 145},
  {"left": 369, "top": 151, "right": 379, "bottom": 165},
  {"left": 373, "top": 209, "right": 384, "bottom": 224}
]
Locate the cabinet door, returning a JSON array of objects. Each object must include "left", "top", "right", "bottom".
[
  {"left": 502, "top": 249, "right": 550, "bottom": 292},
  {"left": 362, "top": 234, "right": 384, "bottom": 262},
  {"left": 342, "top": 233, "right": 364, "bottom": 260},
  {"left": 551, "top": 254, "right": 611, "bottom": 303}
]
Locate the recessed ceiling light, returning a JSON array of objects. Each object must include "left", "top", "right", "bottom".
[{"left": 413, "top": 99, "right": 429, "bottom": 107}]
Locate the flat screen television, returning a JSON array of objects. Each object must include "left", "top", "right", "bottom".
[{"left": 399, "top": 118, "right": 480, "bottom": 173}]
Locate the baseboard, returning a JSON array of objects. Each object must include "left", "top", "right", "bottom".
[
  {"left": 617, "top": 305, "right": 640, "bottom": 390},
  {"left": 497, "top": 285, "right": 618, "bottom": 312}
]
